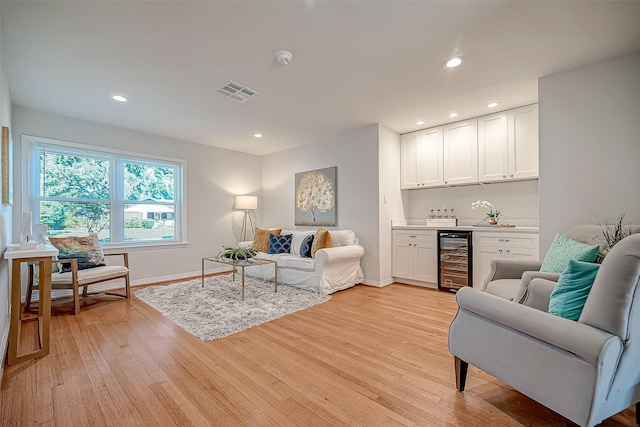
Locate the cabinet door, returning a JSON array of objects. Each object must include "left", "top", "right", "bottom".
[
  {"left": 478, "top": 112, "right": 508, "bottom": 182},
  {"left": 393, "top": 242, "right": 415, "bottom": 279},
  {"left": 508, "top": 105, "right": 538, "bottom": 180},
  {"left": 473, "top": 245, "right": 503, "bottom": 288},
  {"left": 419, "top": 127, "right": 444, "bottom": 187},
  {"left": 400, "top": 132, "right": 420, "bottom": 189},
  {"left": 443, "top": 119, "right": 478, "bottom": 185},
  {"left": 414, "top": 242, "right": 436, "bottom": 283}
]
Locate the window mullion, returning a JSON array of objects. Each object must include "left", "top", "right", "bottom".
[{"left": 110, "top": 156, "right": 124, "bottom": 243}]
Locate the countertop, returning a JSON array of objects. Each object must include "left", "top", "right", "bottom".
[{"left": 392, "top": 225, "right": 539, "bottom": 233}]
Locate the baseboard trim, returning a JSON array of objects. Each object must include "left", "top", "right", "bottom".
[
  {"left": 0, "top": 315, "right": 10, "bottom": 383},
  {"left": 392, "top": 277, "right": 438, "bottom": 289},
  {"left": 360, "top": 278, "right": 394, "bottom": 287}
]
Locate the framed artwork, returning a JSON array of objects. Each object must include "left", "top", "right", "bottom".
[
  {"left": 2, "top": 126, "right": 12, "bottom": 206},
  {"left": 295, "top": 166, "right": 336, "bottom": 226}
]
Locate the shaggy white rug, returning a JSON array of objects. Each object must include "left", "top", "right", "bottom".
[{"left": 134, "top": 275, "right": 330, "bottom": 341}]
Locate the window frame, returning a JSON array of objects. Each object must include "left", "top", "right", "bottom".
[{"left": 23, "top": 135, "right": 187, "bottom": 249}]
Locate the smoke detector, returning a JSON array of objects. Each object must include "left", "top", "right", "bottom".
[{"left": 275, "top": 50, "right": 293, "bottom": 65}]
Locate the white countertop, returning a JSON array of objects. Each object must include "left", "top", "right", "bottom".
[
  {"left": 392, "top": 225, "right": 538, "bottom": 233},
  {"left": 4, "top": 244, "right": 59, "bottom": 259}
]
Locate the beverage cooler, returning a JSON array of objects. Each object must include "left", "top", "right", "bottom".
[{"left": 438, "top": 230, "right": 472, "bottom": 292}]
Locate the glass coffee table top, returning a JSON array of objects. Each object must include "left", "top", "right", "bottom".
[{"left": 201, "top": 256, "right": 278, "bottom": 300}]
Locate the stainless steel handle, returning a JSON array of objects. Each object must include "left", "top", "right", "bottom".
[
  {"left": 503, "top": 175, "right": 506, "bottom": 178},
  {"left": 498, "top": 238, "right": 505, "bottom": 242},
  {"left": 409, "top": 235, "right": 417, "bottom": 238},
  {"left": 506, "top": 249, "right": 511, "bottom": 253},
  {"left": 504, "top": 239, "right": 510, "bottom": 242},
  {"left": 510, "top": 174, "right": 514, "bottom": 178}
]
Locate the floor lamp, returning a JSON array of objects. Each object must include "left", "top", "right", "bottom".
[{"left": 236, "top": 195, "right": 257, "bottom": 242}]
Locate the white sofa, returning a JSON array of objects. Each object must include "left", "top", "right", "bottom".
[{"left": 241, "top": 229, "right": 365, "bottom": 294}]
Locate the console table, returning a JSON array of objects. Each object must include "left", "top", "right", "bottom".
[{"left": 4, "top": 245, "right": 59, "bottom": 365}]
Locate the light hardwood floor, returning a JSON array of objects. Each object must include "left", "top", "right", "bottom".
[{"left": 1, "top": 282, "right": 636, "bottom": 426}]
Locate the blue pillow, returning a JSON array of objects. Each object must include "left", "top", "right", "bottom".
[
  {"left": 300, "top": 234, "right": 314, "bottom": 258},
  {"left": 540, "top": 234, "right": 599, "bottom": 273},
  {"left": 268, "top": 233, "right": 292, "bottom": 254},
  {"left": 548, "top": 260, "right": 600, "bottom": 321}
]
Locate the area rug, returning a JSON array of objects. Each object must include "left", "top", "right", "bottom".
[{"left": 134, "top": 275, "right": 330, "bottom": 341}]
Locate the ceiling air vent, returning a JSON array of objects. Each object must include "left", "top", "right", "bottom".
[{"left": 216, "top": 80, "right": 258, "bottom": 103}]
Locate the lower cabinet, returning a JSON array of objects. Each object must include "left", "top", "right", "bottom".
[
  {"left": 392, "top": 230, "right": 437, "bottom": 285},
  {"left": 472, "top": 231, "right": 539, "bottom": 288}
]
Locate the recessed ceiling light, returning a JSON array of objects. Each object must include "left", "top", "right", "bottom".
[
  {"left": 444, "top": 57, "right": 464, "bottom": 69},
  {"left": 416, "top": 121, "right": 424, "bottom": 126},
  {"left": 449, "top": 112, "right": 458, "bottom": 118},
  {"left": 487, "top": 102, "right": 499, "bottom": 108},
  {"left": 253, "top": 133, "right": 264, "bottom": 138},
  {"left": 111, "top": 94, "right": 129, "bottom": 102}
]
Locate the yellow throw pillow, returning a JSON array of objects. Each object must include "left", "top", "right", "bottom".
[
  {"left": 251, "top": 228, "right": 281, "bottom": 252},
  {"left": 311, "top": 227, "right": 332, "bottom": 258}
]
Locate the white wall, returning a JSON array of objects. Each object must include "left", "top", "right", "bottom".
[
  {"left": 378, "top": 124, "right": 403, "bottom": 285},
  {"left": 11, "top": 107, "right": 262, "bottom": 284},
  {"left": 0, "top": 0, "right": 14, "bottom": 374},
  {"left": 261, "top": 124, "right": 382, "bottom": 284},
  {"left": 404, "top": 180, "right": 539, "bottom": 226},
  {"left": 539, "top": 51, "right": 640, "bottom": 253}
]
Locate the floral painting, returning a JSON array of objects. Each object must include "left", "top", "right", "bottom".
[{"left": 295, "top": 167, "right": 336, "bottom": 226}]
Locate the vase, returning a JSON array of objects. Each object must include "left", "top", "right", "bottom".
[{"left": 488, "top": 215, "right": 498, "bottom": 225}]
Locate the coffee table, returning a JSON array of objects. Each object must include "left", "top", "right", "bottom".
[{"left": 201, "top": 256, "right": 278, "bottom": 300}]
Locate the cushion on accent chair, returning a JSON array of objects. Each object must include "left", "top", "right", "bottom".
[
  {"left": 48, "top": 234, "right": 106, "bottom": 273},
  {"left": 311, "top": 227, "right": 332, "bottom": 258},
  {"left": 539, "top": 234, "right": 599, "bottom": 273},
  {"left": 268, "top": 233, "right": 293, "bottom": 254},
  {"left": 252, "top": 227, "right": 282, "bottom": 252},
  {"left": 548, "top": 260, "right": 600, "bottom": 321},
  {"left": 299, "top": 234, "right": 314, "bottom": 258}
]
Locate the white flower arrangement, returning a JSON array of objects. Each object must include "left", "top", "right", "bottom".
[{"left": 471, "top": 200, "right": 502, "bottom": 219}]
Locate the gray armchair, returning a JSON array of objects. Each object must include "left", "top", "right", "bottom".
[
  {"left": 482, "top": 223, "right": 640, "bottom": 302},
  {"left": 449, "top": 233, "right": 640, "bottom": 427}
]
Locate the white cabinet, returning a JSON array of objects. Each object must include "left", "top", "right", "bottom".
[
  {"left": 472, "top": 231, "right": 539, "bottom": 288},
  {"left": 478, "top": 104, "right": 538, "bottom": 182},
  {"left": 443, "top": 119, "right": 478, "bottom": 185},
  {"left": 400, "top": 127, "right": 443, "bottom": 189},
  {"left": 392, "top": 230, "right": 437, "bottom": 284}
]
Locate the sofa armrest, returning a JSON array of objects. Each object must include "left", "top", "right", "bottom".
[
  {"left": 522, "top": 278, "right": 557, "bottom": 311},
  {"left": 455, "top": 287, "right": 621, "bottom": 365},
  {"left": 315, "top": 245, "right": 365, "bottom": 267},
  {"left": 482, "top": 258, "right": 543, "bottom": 290}
]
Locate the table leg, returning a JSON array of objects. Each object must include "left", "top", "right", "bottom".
[
  {"left": 274, "top": 263, "right": 278, "bottom": 294},
  {"left": 7, "top": 259, "right": 22, "bottom": 364},
  {"left": 201, "top": 258, "right": 205, "bottom": 288},
  {"left": 38, "top": 259, "right": 51, "bottom": 356},
  {"left": 241, "top": 266, "right": 245, "bottom": 300}
]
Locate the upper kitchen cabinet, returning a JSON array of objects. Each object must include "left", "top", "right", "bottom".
[
  {"left": 400, "top": 127, "right": 443, "bottom": 189},
  {"left": 478, "top": 104, "right": 538, "bottom": 183},
  {"left": 443, "top": 119, "right": 478, "bottom": 185}
]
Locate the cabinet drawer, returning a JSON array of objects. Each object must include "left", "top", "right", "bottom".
[
  {"left": 473, "top": 232, "right": 538, "bottom": 248},
  {"left": 393, "top": 230, "right": 436, "bottom": 244}
]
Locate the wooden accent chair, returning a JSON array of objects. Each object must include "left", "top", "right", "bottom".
[{"left": 25, "top": 253, "right": 130, "bottom": 315}]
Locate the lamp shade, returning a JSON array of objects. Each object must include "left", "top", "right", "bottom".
[{"left": 236, "top": 195, "right": 257, "bottom": 210}]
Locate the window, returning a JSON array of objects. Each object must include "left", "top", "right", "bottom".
[{"left": 27, "top": 137, "right": 184, "bottom": 247}]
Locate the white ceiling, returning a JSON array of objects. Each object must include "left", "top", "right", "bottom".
[{"left": 3, "top": 1, "right": 640, "bottom": 156}]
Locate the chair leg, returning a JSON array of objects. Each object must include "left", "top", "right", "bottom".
[
  {"left": 73, "top": 285, "right": 80, "bottom": 315},
  {"left": 454, "top": 357, "right": 469, "bottom": 392},
  {"left": 125, "top": 273, "right": 130, "bottom": 299}
]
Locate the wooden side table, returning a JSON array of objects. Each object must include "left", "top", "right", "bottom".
[{"left": 4, "top": 245, "right": 59, "bottom": 365}]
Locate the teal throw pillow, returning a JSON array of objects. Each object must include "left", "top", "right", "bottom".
[
  {"left": 268, "top": 233, "right": 292, "bottom": 254},
  {"left": 300, "top": 234, "right": 314, "bottom": 258},
  {"left": 548, "top": 260, "right": 600, "bottom": 321},
  {"left": 540, "top": 234, "right": 599, "bottom": 273}
]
